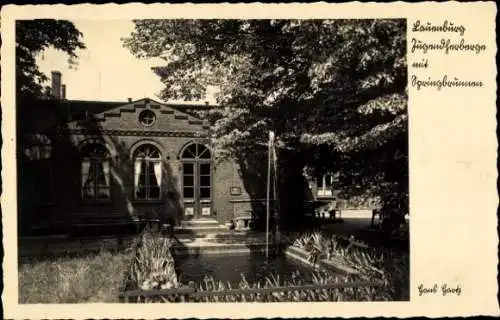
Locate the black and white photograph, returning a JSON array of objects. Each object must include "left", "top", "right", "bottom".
[
  {"left": 14, "top": 17, "right": 409, "bottom": 303},
  {"left": 1, "top": 2, "right": 497, "bottom": 318}
]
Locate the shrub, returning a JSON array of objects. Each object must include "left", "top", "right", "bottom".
[
  {"left": 291, "top": 231, "right": 409, "bottom": 300},
  {"left": 129, "top": 227, "right": 178, "bottom": 291}
]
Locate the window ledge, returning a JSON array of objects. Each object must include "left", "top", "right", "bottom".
[
  {"left": 132, "top": 199, "right": 164, "bottom": 204},
  {"left": 316, "top": 197, "right": 335, "bottom": 201}
]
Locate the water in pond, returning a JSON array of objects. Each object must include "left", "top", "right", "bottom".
[{"left": 175, "top": 253, "right": 316, "bottom": 286}]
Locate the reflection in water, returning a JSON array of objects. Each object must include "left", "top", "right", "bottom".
[{"left": 175, "top": 253, "right": 315, "bottom": 286}]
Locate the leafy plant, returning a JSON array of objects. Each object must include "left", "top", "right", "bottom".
[
  {"left": 130, "top": 227, "right": 178, "bottom": 291},
  {"left": 141, "top": 271, "right": 392, "bottom": 302},
  {"left": 290, "top": 231, "right": 408, "bottom": 300},
  {"left": 292, "top": 232, "right": 312, "bottom": 250}
]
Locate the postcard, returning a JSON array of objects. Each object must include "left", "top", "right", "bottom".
[{"left": 1, "top": 2, "right": 498, "bottom": 318}]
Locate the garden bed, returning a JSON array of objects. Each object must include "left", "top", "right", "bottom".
[
  {"left": 288, "top": 231, "right": 409, "bottom": 300},
  {"left": 120, "top": 228, "right": 405, "bottom": 302},
  {"left": 284, "top": 246, "right": 359, "bottom": 276}
]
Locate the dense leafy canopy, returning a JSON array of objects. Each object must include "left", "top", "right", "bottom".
[
  {"left": 124, "top": 19, "right": 408, "bottom": 228},
  {"left": 16, "top": 19, "right": 85, "bottom": 98}
]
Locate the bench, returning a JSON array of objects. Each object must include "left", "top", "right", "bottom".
[
  {"left": 234, "top": 211, "right": 255, "bottom": 230},
  {"left": 314, "top": 204, "right": 339, "bottom": 221}
]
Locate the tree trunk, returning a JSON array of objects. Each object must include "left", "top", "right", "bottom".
[{"left": 276, "top": 154, "right": 306, "bottom": 231}]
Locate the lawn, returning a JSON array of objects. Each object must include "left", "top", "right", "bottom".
[{"left": 18, "top": 249, "right": 134, "bottom": 303}]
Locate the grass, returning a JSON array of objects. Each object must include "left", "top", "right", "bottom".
[
  {"left": 19, "top": 227, "right": 177, "bottom": 304},
  {"left": 19, "top": 249, "right": 134, "bottom": 303}
]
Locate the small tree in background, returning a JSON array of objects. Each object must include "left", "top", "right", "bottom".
[{"left": 16, "top": 19, "right": 86, "bottom": 99}]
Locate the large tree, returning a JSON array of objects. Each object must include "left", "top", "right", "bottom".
[
  {"left": 16, "top": 19, "right": 85, "bottom": 99},
  {"left": 123, "top": 19, "right": 407, "bottom": 230}
]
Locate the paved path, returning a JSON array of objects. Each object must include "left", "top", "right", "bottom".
[{"left": 18, "top": 231, "right": 290, "bottom": 257}]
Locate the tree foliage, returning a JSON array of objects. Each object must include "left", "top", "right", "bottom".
[
  {"left": 124, "top": 19, "right": 408, "bottom": 228},
  {"left": 16, "top": 19, "right": 85, "bottom": 99}
]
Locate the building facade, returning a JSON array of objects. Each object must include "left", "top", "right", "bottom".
[
  {"left": 18, "top": 73, "right": 273, "bottom": 235},
  {"left": 19, "top": 72, "right": 371, "bottom": 236}
]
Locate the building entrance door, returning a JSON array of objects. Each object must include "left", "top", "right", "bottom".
[{"left": 181, "top": 143, "right": 212, "bottom": 219}]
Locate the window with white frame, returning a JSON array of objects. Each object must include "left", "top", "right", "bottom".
[
  {"left": 133, "top": 144, "right": 162, "bottom": 200},
  {"left": 317, "top": 173, "right": 334, "bottom": 197},
  {"left": 81, "top": 144, "right": 111, "bottom": 200}
]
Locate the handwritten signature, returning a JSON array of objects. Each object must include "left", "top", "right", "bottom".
[{"left": 418, "top": 284, "right": 462, "bottom": 296}]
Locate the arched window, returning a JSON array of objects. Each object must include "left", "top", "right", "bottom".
[
  {"left": 180, "top": 143, "right": 212, "bottom": 216},
  {"left": 81, "top": 144, "right": 111, "bottom": 200},
  {"left": 181, "top": 143, "right": 211, "bottom": 160},
  {"left": 133, "top": 144, "right": 162, "bottom": 200}
]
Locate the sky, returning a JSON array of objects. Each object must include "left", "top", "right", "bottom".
[{"left": 36, "top": 20, "right": 216, "bottom": 104}]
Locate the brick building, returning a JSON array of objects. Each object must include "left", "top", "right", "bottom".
[
  {"left": 18, "top": 71, "right": 266, "bottom": 235},
  {"left": 18, "top": 71, "right": 346, "bottom": 236}
]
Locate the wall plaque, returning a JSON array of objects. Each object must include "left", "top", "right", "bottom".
[{"left": 230, "top": 187, "right": 242, "bottom": 196}]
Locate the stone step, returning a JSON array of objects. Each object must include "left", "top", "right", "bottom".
[
  {"left": 171, "top": 243, "right": 285, "bottom": 256},
  {"left": 173, "top": 230, "right": 255, "bottom": 240},
  {"left": 180, "top": 219, "right": 221, "bottom": 227},
  {"left": 174, "top": 226, "right": 226, "bottom": 235}
]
